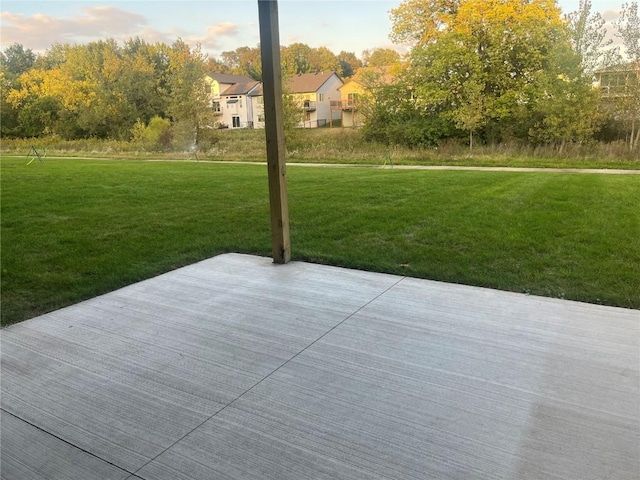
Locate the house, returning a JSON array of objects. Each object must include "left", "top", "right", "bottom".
[
  {"left": 286, "top": 71, "right": 343, "bottom": 128},
  {"left": 332, "top": 66, "right": 395, "bottom": 128},
  {"left": 593, "top": 63, "right": 639, "bottom": 99},
  {"left": 206, "top": 73, "right": 261, "bottom": 129},
  {"left": 248, "top": 83, "right": 265, "bottom": 129}
]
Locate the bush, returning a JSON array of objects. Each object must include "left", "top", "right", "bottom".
[
  {"left": 363, "top": 110, "right": 454, "bottom": 148},
  {"left": 132, "top": 116, "right": 172, "bottom": 152}
]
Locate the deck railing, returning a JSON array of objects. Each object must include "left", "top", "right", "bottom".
[{"left": 330, "top": 99, "right": 359, "bottom": 110}]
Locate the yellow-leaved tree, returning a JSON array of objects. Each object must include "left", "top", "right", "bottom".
[{"left": 384, "top": 0, "right": 601, "bottom": 147}]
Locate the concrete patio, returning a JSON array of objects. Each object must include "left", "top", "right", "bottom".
[{"left": 1, "top": 253, "right": 638, "bottom": 479}]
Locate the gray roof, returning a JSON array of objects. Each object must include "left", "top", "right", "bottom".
[
  {"left": 248, "top": 83, "right": 264, "bottom": 96},
  {"left": 208, "top": 73, "right": 256, "bottom": 85},
  {"left": 221, "top": 80, "right": 261, "bottom": 96}
]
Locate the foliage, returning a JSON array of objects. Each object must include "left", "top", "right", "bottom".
[
  {"left": 389, "top": 0, "right": 460, "bottom": 46},
  {"left": 0, "top": 43, "right": 36, "bottom": 82},
  {"left": 131, "top": 116, "right": 172, "bottom": 151},
  {"left": 362, "top": 48, "right": 402, "bottom": 67},
  {"left": 0, "top": 38, "right": 212, "bottom": 143},
  {"left": 336, "top": 51, "right": 363, "bottom": 78},
  {"left": 166, "top": 40, "right": 214, "bottom": 151},
  {"left": 385, "top": 0, "right": 602, "bottom": 148},
  {"left": 360, "top": 79, "right": 455, "bottom": 148},
  {"left": 612, "top": 2, "right": 640, "bottom": 150},
  {"left": 565, "top": 0, "right": 617, "bottom": 75},
  {"left": 2, "top": 126, "right": 639, "bottom": 164},
  {"left": 218, "top": 46, "right": 263, "bottom": 79}
]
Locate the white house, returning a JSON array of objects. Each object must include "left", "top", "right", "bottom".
[
  {"left": 206, "top": 73, "right": 261, "bottom": 129},
  {"left": 248, "top": 83, "right": 265, "bottom": 129},
  {"left": 287, "top": 72, "right": 344, "bottom": 128}
]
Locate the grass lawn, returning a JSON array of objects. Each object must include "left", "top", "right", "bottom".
[{"left": 2, "top": 157, "right": 639, "bottom": 326}]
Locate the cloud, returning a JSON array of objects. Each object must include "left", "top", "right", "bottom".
[
  {"left": 191, "top": 22, "right": 241, "bottom": 48},
  {"left": 0, "top": 6, "right": 151, "bottom": 50},
  {"left": 601, "top": 9, "right": 621, "bottom": 22},
  {"left": 0, "top": 7, "right": 250, "bottom": 58},
  {"left": 599, "top": 9, "right": 622, "bottom": 49}
]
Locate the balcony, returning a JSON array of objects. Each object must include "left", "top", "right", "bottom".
[
  {"left": 302, "top": 100, "right": 316, "bottom": 111},
  {"left": 330, "top": 99, "right": 359, "bottom": 111}
]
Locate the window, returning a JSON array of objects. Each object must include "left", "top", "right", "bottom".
[
  {"left": 232, "top": 116, "right": 241, "bottom": 128},
  {"left": 213, "top": 102, "right": 222, "bottom": 113},
  {"left": 318, "top": 93, "right": 324, "bottom": 102}
]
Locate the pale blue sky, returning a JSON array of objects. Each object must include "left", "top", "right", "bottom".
[{"left": 1, "top": 0, "right": 624, "bottom": 59}]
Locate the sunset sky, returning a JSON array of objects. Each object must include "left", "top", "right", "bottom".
[{"left": 1, "top": 0, "right": 624, "bottom": 59}]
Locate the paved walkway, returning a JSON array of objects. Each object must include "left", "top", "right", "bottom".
[
  {"left": 2, "top": 254, "right": 638, "bottom": 479},
  {"left": 176, "top": 160, "right": 640, "bottom": 174}
]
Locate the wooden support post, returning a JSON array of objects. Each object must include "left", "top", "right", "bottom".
[{"left": 258, "top": 0, "right": 291, "bottom": 264}]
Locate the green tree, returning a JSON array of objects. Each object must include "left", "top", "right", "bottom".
[
  {"left": 17, "top": 96, "right": 61, "bottom": 137},
  {"left": 336, "top": 51, "right": 362, "bottom": 78},
  {"left": 390, "top": 0, "right": 460, "bottom": 46},
  {"left": 33, "top": 43, "right": 68, "bottom": 70},
  {"left": 614, "top": 2, "right": 640, "bottom": 149},
  {"left": 526, "top": 42, "right": 603, "bottom": 147},
  {"left": 362, "top": 48, "right": 401, "bottom": 67},
  {"left": 132, "top": 115, "right": 172, "bottom": 151},
  {"left": 307, "top": 46, "right": 340, "bottom": 73},
  {"left": 0, "top": 73, "right": 19, "bottom": 136},
  {"left": 359, "top": 66, "right": 454, "bottom": 147},
  {"left": 166, "top": 40, "right": 214, "bottom": 151},
  {"left": 0, "top": 43, "right": 36, "bottom": 83},
  {"left": 387, "top": 0, "right": 596, "bottom": 147},
  {"left": 281, "top": 43, "right": 311, "bottom": 75},
  {"left": 566, "top": 0, "right": 617, "bottom": 75},
  {"left": 219, "top": 46, "right": 262, "bottom": 79},
  {"left": 408, "top": 34, "right": 486, "bottom": 148}
]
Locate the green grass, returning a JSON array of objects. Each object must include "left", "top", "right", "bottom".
[{"left": 2, "top": 157, "right": 639, "bottom": 326}]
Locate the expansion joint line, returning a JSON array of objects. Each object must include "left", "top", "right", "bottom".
[
  {"left": 1, "top": 408, "right": 143, "bottom": 479},
  {"left": 132, "top": 275, "right": 406, "bottom": 476}
]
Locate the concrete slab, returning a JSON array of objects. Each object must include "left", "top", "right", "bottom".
[
  {"left": 138, "top": 274, "right": 639, "bottom": 480},
  {"left": 1, "top": 254, "right": 638, "bottom": 479},
  {"left": 1, "top": 254, "right": 399, "bottom": 474},
  {"left": 0, "top": 411, "right": 130, "bottom": 480}
]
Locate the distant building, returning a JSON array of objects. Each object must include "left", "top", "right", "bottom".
[
  {"left": 286, "top": 72, "right": 344, "bottom": 128},
  {"left": 331, "top": 66, "right": 395, "bottom": 127},
  {"left": 594, "top": 63, "right": 640, "bottom": 99},
  {"left": 206, "top": 73, "right": 261, "bottom": 129},
  {"left": 205, "top": 71, "right": 344, "bottom": 129}
]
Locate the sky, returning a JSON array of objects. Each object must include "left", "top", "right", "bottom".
[{"left": 0, "top": 0, "right": 625, "bottom": 60}]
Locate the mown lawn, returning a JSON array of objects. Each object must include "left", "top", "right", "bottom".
[{"left": 2, "top": 157, "right": 639, "bottom": 326}]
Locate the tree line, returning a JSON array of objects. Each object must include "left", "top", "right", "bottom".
[
  {"left": 209, "top": 44, "right": 399, "bottom": 80},
  {"left": 0, "top": 38, "right": 397, "bottom": 148},
  {"left": 1, "top": 0, "right": 639, "bottom": 152},
  {"left": 360, "top": 0, "right": 640, "bottom": 151}
]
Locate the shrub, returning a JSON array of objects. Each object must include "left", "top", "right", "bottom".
[{"left": 131, "top": 116, "right": 172, "bottom": 152}]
